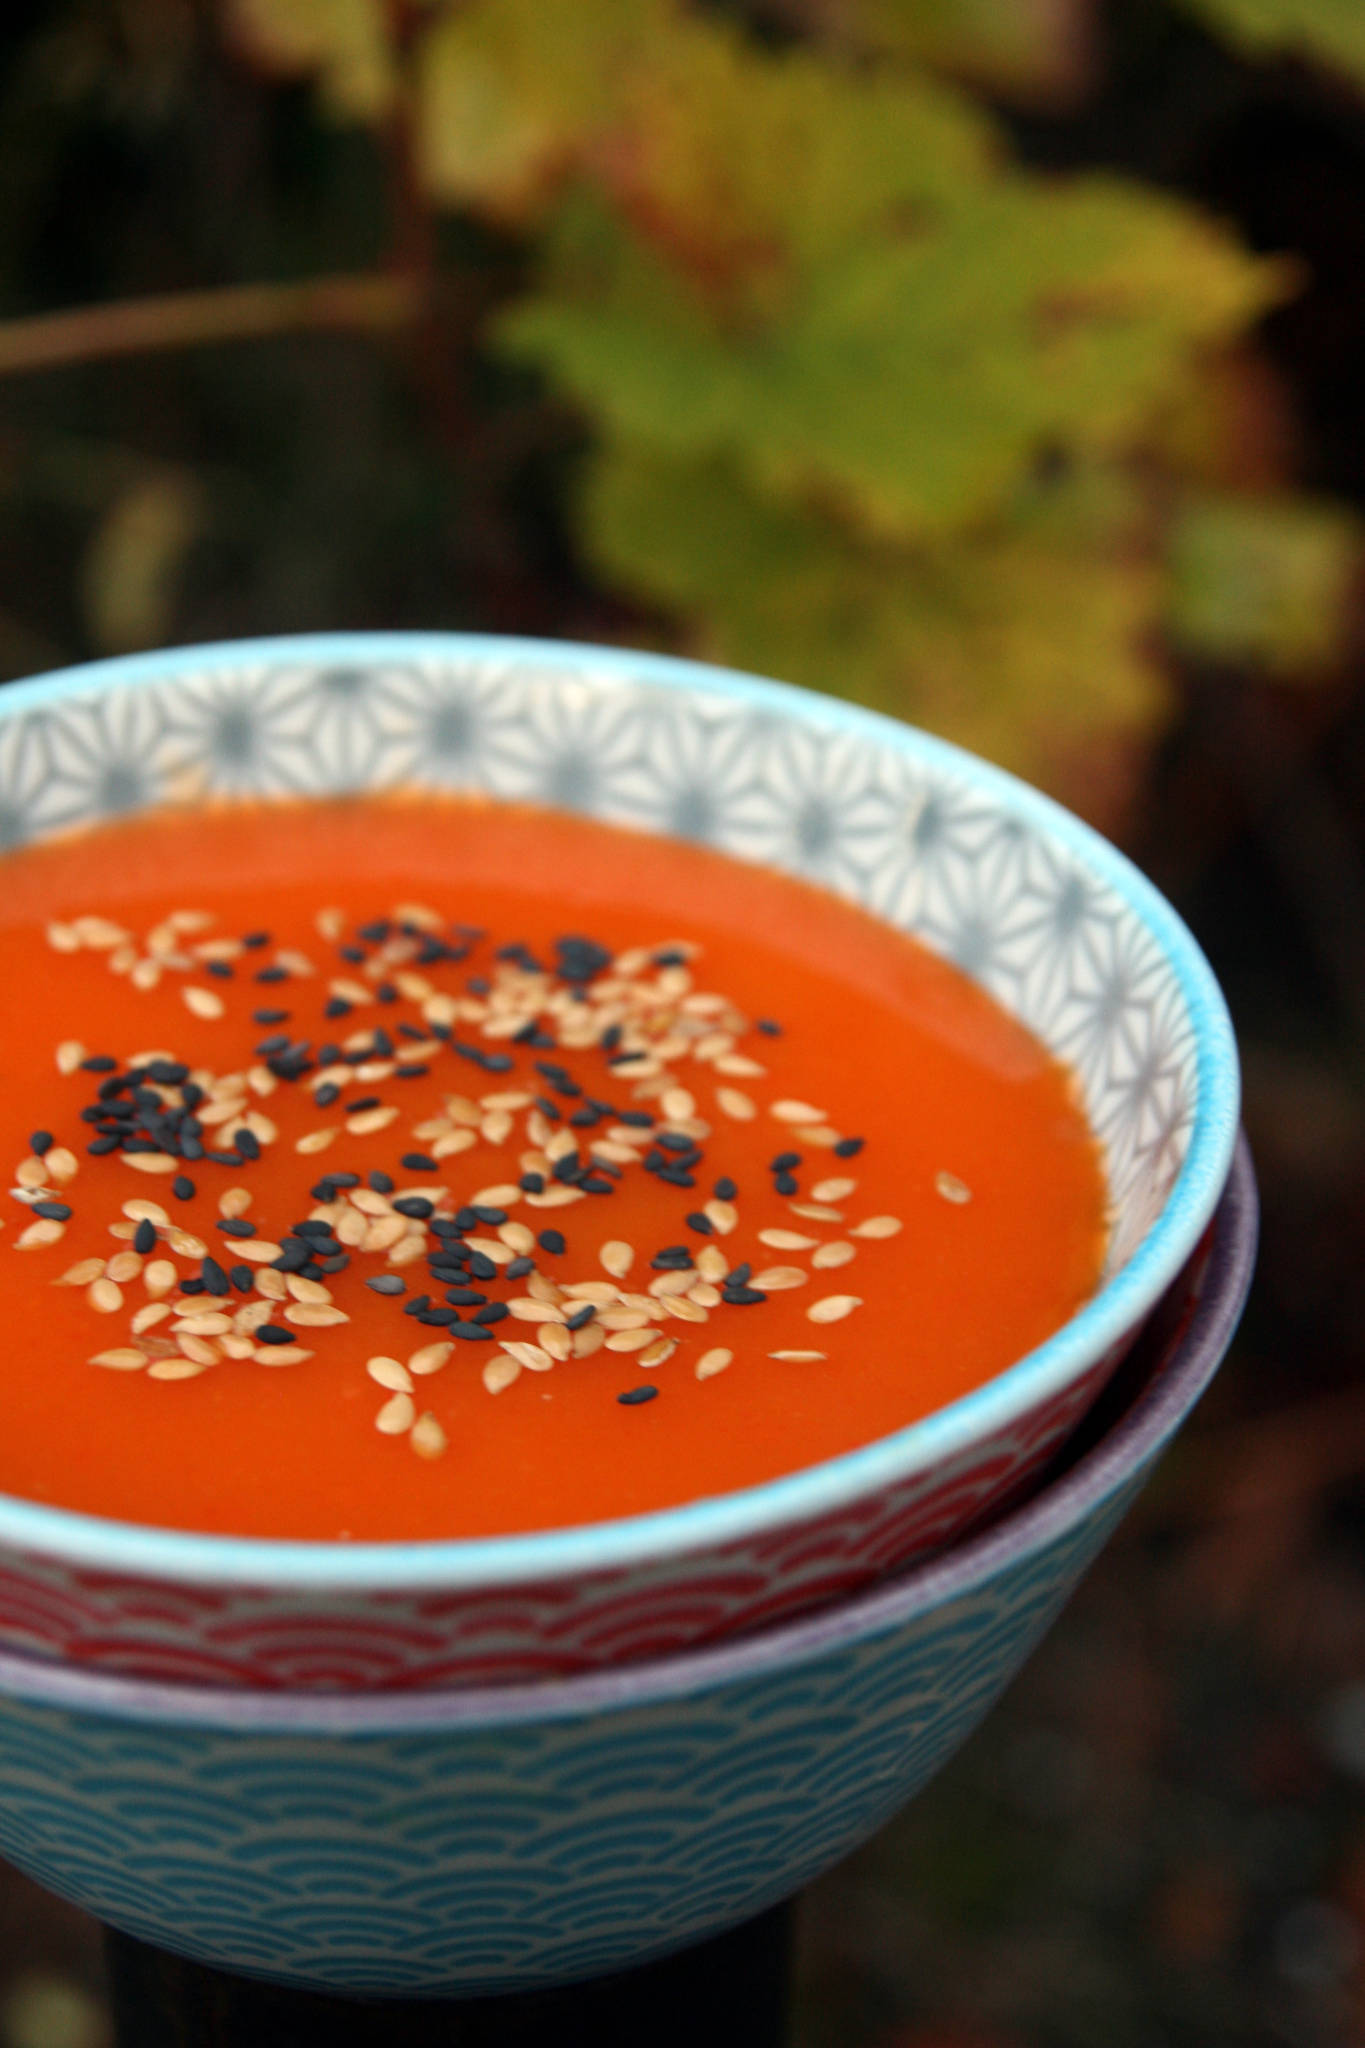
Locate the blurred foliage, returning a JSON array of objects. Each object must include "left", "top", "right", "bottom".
[
  {"left": 216, "top": 0, "right": 1362, "bottom": 801},
  {"left": 1176, "top": 0, "right": 1365, "bottom": 91}
]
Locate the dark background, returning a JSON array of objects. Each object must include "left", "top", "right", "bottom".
[{"left": 1, "top": 4, "right": 1364, "bottom": 2044}]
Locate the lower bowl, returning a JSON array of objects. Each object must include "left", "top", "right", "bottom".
[{"left": 0, "top": 1141, "right": 1256, "bottom": 1995}]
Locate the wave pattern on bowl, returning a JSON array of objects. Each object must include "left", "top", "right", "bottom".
[{"left": 0, "top": 1486, "right": 1138, "bottom": 1995}]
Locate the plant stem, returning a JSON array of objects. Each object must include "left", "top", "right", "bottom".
[{"left": 0, "top": 274, "right": 421, "bottom": 379}]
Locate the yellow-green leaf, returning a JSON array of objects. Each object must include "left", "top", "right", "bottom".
[
  {"left": 1177, "top": 0, "right": 1365, "bottom": 91},
  {"left": 227, "top": 0, "right": 394, "bottom": 122},
  {"left": 1166, "top": 489, "right": 1363, "bottom": 673}
]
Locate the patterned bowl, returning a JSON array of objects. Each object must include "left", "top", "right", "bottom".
[
  {"left": 0, "top": 1143, "right": 1255, "bottom": 1994},
  {"left": 0, "top": 634, "right": 1241, "bottom": 1689}
]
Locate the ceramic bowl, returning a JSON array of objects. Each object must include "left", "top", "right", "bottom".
[
  {"left": 0, "top": 1143, "right": 1255, "bottom": 1994},
  {"left": 0, "top": 634, "right": 1240, "bottom": 1688}
]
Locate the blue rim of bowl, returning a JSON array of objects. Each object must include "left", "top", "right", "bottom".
[
  {"left": 0, "top": 1138, "right": 1257, "bottom": 1728},
  {"left": 0, "top": 633, "right": 1243, "bottom": 1590}
]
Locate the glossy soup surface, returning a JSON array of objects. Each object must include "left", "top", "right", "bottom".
[{"left": 0, "top": 796, "right": 1107, "bottom": 1540}]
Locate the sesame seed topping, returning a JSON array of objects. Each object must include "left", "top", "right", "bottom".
[{"left": 807, "top": 1295, "right": 862, "bottom": 1324}]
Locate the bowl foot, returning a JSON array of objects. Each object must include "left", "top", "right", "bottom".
[{"left": 102, "top": 1901, "right": 794, "bottom": 2045}]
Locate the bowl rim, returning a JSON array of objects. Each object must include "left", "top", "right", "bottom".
[
  {"left": 0, "top": 1139, "right": 1256, "bottom": 1729},
  {"left": 0, "top": 631, "right": 1242, "bottom": 1589}
]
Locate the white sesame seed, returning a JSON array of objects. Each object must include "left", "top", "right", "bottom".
[
  {"left": 375, "top": 1392, "right": 416, "bottom": 1434},
  {"left": 483, "top": 1356, "right": 521, "bottom": 1394},
  {"left": 758, "top": 1228, "right": 818, "bottom": 1251},
  {"left": 812, "top": 1178, "right": 857, "bottom": 1203},
  {"left": 56, "top": 1040, "right": 87, "bottom": 1075},
  {"left": 183, "top": 985, "right": 225, "bottom": 1021},
  {"left": 769, "top": 1349, "right": 827, "bottom": 1361},
  {"left": 367, "top": 1357, "right": 413, "bottom": 1393},
  {"left": 89, "top": 1348, "right": 147, "bottom": 1371},
  {"left": 411, "top": 1413, "right": 447, "bottom": 1460},
  {"left": 87, "top": 1277, "right": 123, "bottom": 1313},
  {"left": 751, "top": 1266, "right": 808, "bottom": 1290},
  {"left": 807, "top": 1295, "right": 862, "bottom": 1323},
  {"left": 296, "top": 1127, "right": 338, "bottom": 1154},
  {"left": 600, "top": 1240, "right": 634, "bottom": 1279},
  {"left": 55, "top": 1257, "right": 105, "bottom": 1287},
  {"left": 812, "top": 1240, "right": 857, "bottom": 1269},
  {"left": 771, "top": 1099, "right": 826, "bottom": 1124},
  {"left": 408, "top": 1342, "right": 453, "bottom": 1377},
  {"left": 851, "top": 1215, "right": 903, "bottom": 1239},
  {"left": 696, "top": 1347, "right": 733, "bottom": 1380},
  {"left": 716, "top": 1088, "right": 756, "bottom": 1121},
  {"left": 936, "top": 1171, "right": 972, "bottom": 1204},
  {"left": 346, "top": 1105, "right": 400, "bottom": 1136}
]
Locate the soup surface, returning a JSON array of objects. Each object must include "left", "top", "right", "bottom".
[{"left": 0, "top": 795, "right": 1106, "bottom": 1539}]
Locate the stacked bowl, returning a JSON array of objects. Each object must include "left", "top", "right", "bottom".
[{"left": 0, "top": 636, "right": 1253, "bottom": 1993}]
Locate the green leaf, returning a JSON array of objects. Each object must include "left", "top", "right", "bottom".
[
  {"left": 1176, "top": 0, "right": 1365, "bottom": 91},
  {"left": 227, "top": 0, "right": 394, "bottom": 122},
  {"left": 501, "top": 177, "right": 1283, "bottom": 540},
  {"left": 583, "top": 443, "right": 1167, "bottom": 782},
  {"left": 850, "top": 0, "right": 1092, "bottom": 102},
  {"left": 1166, "top": 489, "right": 1363, "bottom": 673}
]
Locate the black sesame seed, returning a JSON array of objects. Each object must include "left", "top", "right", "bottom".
[
  {"left": 366, "top": 1275, "right": 407, "bottom": 1296},
  {"left": 618, "top": 1385, "right": 658, "bottom": 1406},
  {"left": 472, "top": 1302, "right": 510, "bottom": 1325},
  {"left": 402, "top": 1153, "right": 438, "bottom": 1172},
  {"left": 234, "top": 1130, "right": 261, "bottom": 1162},
  {"left": 505, "top": 1256, "right": 534, "bottom": 1279},
  {"left": 520, "top": 1172, "right": 545, "bottom": 1194},
  {"left": 770, "top": 1152, "right": 802, "bottom": 1172},
  {"left": 205, "top": 960, "right": 234, "bottom": 980},
  {"left": 256, "top": 1325, "right": 297, "bottom": 1346},
  {"left": 242, "top": 930, "right": 271, "bottom": 949},
  {"left": 347, "top": 1097, "right": 381, "bottom": 1115},
  {"left": 32, "top": 1200, "right": 72, "bottom": 1221},
  {"left": 685, "top": 1211, "right": 714, "bottom": 1235},
  {"left": 229, "top": 1265, "right": 255, "bottom": 1293},
  {"left": 565, "top": 1304, "right": 596, "bottom": 1331},
  {"left": 472, "top": 1204, "right": 507, "bottom": 1225},
  {"left": 756, "top": 1018, "right": 782, "bottom": 1035},
  {"left": 713, "top": 1177, "right": 738, "bottom": 1201},
  {"left": 617, "top": 1109, "right": 654, "bottom": 1128},
  {"left": 201, "top": 1258, "right": 230, "bottom": 1297},
  {"left": 80, "top": 1056, "right": 117, "bottom": 1073},
  {"left": 368, "top": 1170, "right": 395, "bottom": 1194},
  {"left": 451, "top": 1320, "right": 494, "bottom": 1342},
  {"left": 722, "top": 1284, "right": 768, "bottom": 1305},
  {"left": 179, "top": 1277, "right": 206, "bottom": 1296},
  {"left": 417, "top": 1307, "right": 457, "bottom": 1326},
  {"left": 29, "top": 1131, "right": 53, "bottom": 1156},
  {"left": 318, "top": 1254, "right": 349, "bottom": 1274},
  {"left": 467, "top": 1252, "right": 497, "bottom": 1282},
  {"left": 314, "top": 1083, "right": 341, "bottom": 1109},
  {"left": 404, "top": 1295, "right": 432, "bottom": 1316},
  {"left": 217, "top": 1218, "right": 256, "bottom": 1239},
  {"left": 393, "top": 1197, "right": 433, "bottom": 1220},
  {"left": 86, "top": 1135, "right": 120, "bottom": 1155},
  {"left": 834, "top": 1136, "right": 865, "bottom": 1158},
  {"left": 537, "top": 1229, "right": 566, "bottom": 1255},
  {"left": 445, "top": 1288, "right": 486, "bottom": 1307},
  {"left": 255, "top": 965, "right": 288, "bottom": 984},
  {"left": 253, "top": 1009, "right": 289, "bottom": 1025},
  {"left": 172, "top": 1175, "right": 196, "bottom": 1202},
  {"left": 393, "top": 1064, "right": 429, "bottom": 1079},
  {"left": 774, "top": 1172, "right": 799, "bottom": 1197},
  {"left": 132, "top": 1218, "right": 158, "bottom": 1255}
]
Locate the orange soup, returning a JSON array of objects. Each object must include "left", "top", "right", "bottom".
[{"left": 0, "top": 795, "right": 1106, "bottom": 1540}]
